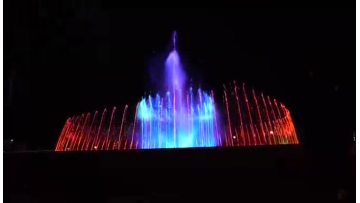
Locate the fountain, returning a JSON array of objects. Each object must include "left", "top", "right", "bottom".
[{"left": 55, "top": 32, "right": 298, "bottom": 151}]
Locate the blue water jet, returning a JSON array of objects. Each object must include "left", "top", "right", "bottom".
[{"left": 137, "top": 32, "right": 219, "bottom": 148}]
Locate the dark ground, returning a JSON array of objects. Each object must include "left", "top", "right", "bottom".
[{"left": 4, "top": 145, "right": 355, "bottom": 202}]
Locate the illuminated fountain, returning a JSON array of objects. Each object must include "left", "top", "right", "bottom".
[
  {"left": 55, "top": 32, "right": 298, "bottom": 151},
  {"left": 222, "top": 81, "right": 298, "bottom": 146}
]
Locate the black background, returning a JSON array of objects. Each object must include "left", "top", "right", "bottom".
[{"left": 4, "top": 2, "right": 355, "bottom": 153}]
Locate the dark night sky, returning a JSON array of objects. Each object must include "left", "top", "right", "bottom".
[{"left": 4, "top": 3, "right": 355, "bottom": 152}]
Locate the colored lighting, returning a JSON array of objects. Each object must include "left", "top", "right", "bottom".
[{"left": 55, "top": 32, "right": 299, "bottom": 151}]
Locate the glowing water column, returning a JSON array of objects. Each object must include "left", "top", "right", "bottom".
[{"left": 136, "top": 32, "right": 219, "bottom": 148}]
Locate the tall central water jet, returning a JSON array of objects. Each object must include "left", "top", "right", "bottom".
[
  {"left": 137, "top": 32, "right": 219, "bottom": 148},
  {"left": 166, "top": 31, "right": 186, "bottom": 147}
]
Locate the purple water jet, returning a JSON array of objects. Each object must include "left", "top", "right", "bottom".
[{"left": 137, "top": 31, "right": 219, "bottom": 148}]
